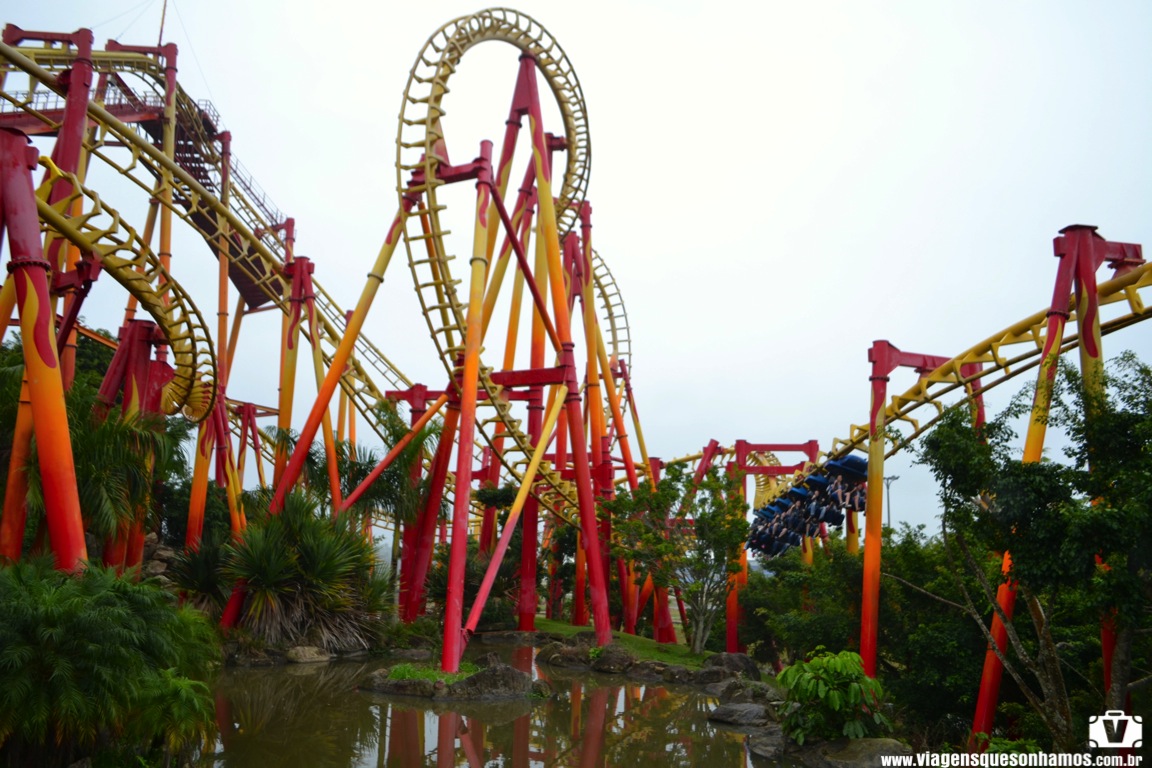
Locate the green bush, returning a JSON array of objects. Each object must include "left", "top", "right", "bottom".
[
  {"left": 777, "top": 647, "right": 892, "bottom": 745},
  {"left": 0, "top": 560, "right": 217, "bottom": 768},
  {"left": 174, "top": 490, "right": 392, "bottom": 652}
]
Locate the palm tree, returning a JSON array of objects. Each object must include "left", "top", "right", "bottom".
[
  {"left": 214, "top": 490, "right": 392, "bottom": 651},
  {"left": 21, "top": 383, "right": 184, "bottom": 569}
]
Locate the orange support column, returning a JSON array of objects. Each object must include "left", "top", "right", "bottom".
[
  {"left": 860, "top": 342, "right": 949, "bottom": 677},
  {"left": 572, "top": 531, "right": 589, "bottom": 626},
  {"left": 270, "top": 199, "right": 413, "bottom": 514},
  {"left": 271, "top": 219, "right": 298, "bottom": 488},
  {"left": 0, "top": 129, "right": 85, "bottom": 571},
  {"left": 185, "top": 424, "right": 214, "bottom": 550},
  {"left": 726, "top": 463, "right": 748, "bottom": 653},
  {"left": 860, "top": 365, "right": 887, "bottom": 678},
  {"left": 0, "top": 380, "right": 33, "bottom": 562},
  {"left": 441, "top": 141, "right": 495, "bottom": 672},
  {"left": 526, "top": 68, "right": 612, "bottom": 644}
]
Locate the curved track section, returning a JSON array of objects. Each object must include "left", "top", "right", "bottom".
[
  {"left": 0, "top": 40, "right": 412, "bottom": 438},
  {"left": 591, "top": 250, "right": 631, "bottom": 372},
  {"left": 397, "top": 8, "right": 595, "bottom": 516},
  {"left": 36, "top": 160, "right": 216, "bottom": 421},
  {"left": 397, "top": 8, "right": 590, "bottom": 237},
  {"left": 764, "top": 261, "right": 1152, "bottom": 505}
]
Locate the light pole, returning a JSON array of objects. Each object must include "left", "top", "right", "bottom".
[{"left": 883, "top": 475, "right": 900, "bottom": 529}]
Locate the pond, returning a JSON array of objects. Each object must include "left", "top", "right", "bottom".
[{"left": 205, "top": 644, "right": 763, "bottom": 767}]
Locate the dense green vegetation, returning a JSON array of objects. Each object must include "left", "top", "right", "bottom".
[
  {"left": 0, "top": 560, "right": 217, "bottom": 768},
  {"left": 386, "top": 661, "right": 480, "bottom": 684},
  {"left": 742, "top": 354, "right": 1152, "bottom": 751}
]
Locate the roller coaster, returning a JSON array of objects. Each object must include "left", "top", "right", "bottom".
[{"left": 1, "top": 8, "right": 1149, "bottom": 748}]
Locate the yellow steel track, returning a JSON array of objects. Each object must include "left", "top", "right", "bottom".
[
  {"left": 0, "top": 38, "right": 413, "bottom": 438},
  {"left": 753, "top": 261, "right": 1152, "bottom": 504},
  {"left": 396, "top": 9, "right": 626, "bottom": 519},
  {"left": 35, "top": 160, "right": 215, "bottom": 420}
]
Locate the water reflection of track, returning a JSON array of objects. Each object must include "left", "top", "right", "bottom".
[{"left": 210, "top": 648, "right": 749, "bottom": 767}]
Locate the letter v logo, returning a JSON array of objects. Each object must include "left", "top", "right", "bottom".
[{"left": 1102, "top": 717, "right": 1127, "bottom": 744}]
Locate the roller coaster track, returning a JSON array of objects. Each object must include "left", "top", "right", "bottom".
[
  {"left": 0, "top": 38, "right": 413, "bottom": 443},
  {"left": 396, "top": 9, "right": 624, "bottom": 518},
  {"left": 758, "top": 260, "right": 1152, "bottom": 502},
  {"left": 1, "top": 23, "right": 632, "bottom": 518},
  {"left": 34, "top": 159, "right": 216, "bottom": 421},
  {"left": 662, "top": 446, "right": 782, "bottom": 509},
  {"left": 590, "top": 248, "right": 632, "bottom": 378},
  {"left": 0, "top": 39, "right": 426, "bottom": 444}
]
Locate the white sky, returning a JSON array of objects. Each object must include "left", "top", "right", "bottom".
[{"left": 7, "top": 0, "right": 1152, "bottom": 536}]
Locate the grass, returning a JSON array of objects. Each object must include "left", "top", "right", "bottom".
[
  {"left": 387, "top": 661, "right": 480, "bottom": 685},
  {"left": 534, "top": 617, "right": 712, "bottom": 669}
]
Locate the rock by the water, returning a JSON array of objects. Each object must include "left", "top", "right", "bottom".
[
  {"left": 704, "top": 652, "right": 761, "bottom": 681},
  {"left": 748, "top": 723, "right": 787, "bottom": 760},
  {"left": 360, "top": 669, "right": 389, "bottom": 688},
  {"left": 629, "top": 660, "right": 670, "bottom": 681},
  {"left": 571, "top": 630, "right": 599, "bottom": 646},
  {"left": 708, "top": 702, "right": 772, "bottom": 727},
  {"left": 794, "top": 738, "right": 913, "bottom": 768},
  {"left": 531, "top": 679, "right": 553, "bottom": 698},
  {"left": 227, "top": 646, "right": 283, "bottom": 667},
  {"left": 287, "top": 646, "right": 332, "bottom": 664},
  {"left": 536, "top": 642, "right": 590, "bottom": 668},
  {"left": 389, "top": 648, "right": 433, "bottom": 662},
  {"left": 718, "top": 678, "right": 786, "bottom": 705},
  {"left": 661, "top": 665, "right": 695, "bottom": 684},
  {"left": 438, "top": 662, "right": 534, "bottom": 700},
  {"left": 152, "top": 545, "right": 178, "bottom": 563},
  {"left": 693, "top": 665, "right": 736, "bottom": 685},
  {"left": 359, "top": 670, "right": 436, "bottom": 698},
  {"left": 143, "top": 559, "right": 168, "bottom": 577},
  {"left": 590, "top": 645, "right": 635, "bottom": 674},
  {"left": 703, "top": 680, "right": 731, "bottom": 697}
]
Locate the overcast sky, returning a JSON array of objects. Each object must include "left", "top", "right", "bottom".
[{"left": 7, "top": 0, "right": 1152, "bottom": 537}]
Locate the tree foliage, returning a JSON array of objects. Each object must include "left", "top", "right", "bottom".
[
  {"left": 917, "top": 353, "right": 1152, "bottom": 751},
  {"left": 608, "top": 465, "right": 749, "bottom": 653},
  {"left": 744, "top": 523, "right": 985, "bottom": 746}
]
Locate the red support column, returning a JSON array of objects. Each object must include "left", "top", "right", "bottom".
[
  {"left": 440, "top": 143, "right": 496, "bottom": 671},
  {"left": 404, "top": 398, "right": 458, "bottom": 623},
  {"left": 0, "top": 128, "right": 85, "bottom": 571},
  {"left": 572, "top": 530, "right": 588, "bottom": 626},
  {"left": 725, "top": 462, "right": 748, "bottom": 653},
  {"left": 969, "top": 227, "right": 1143, "bottom": 745},
  {"left": 519, "top": 386, "right": 544, "bottom": 630}
]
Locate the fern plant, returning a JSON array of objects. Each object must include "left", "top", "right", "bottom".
[
  {"left": 0, "top": 559, "right": 217, "bottom": 767},
  {"left": 777, "top": 647, "right": 892, "bottom": 745}
]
